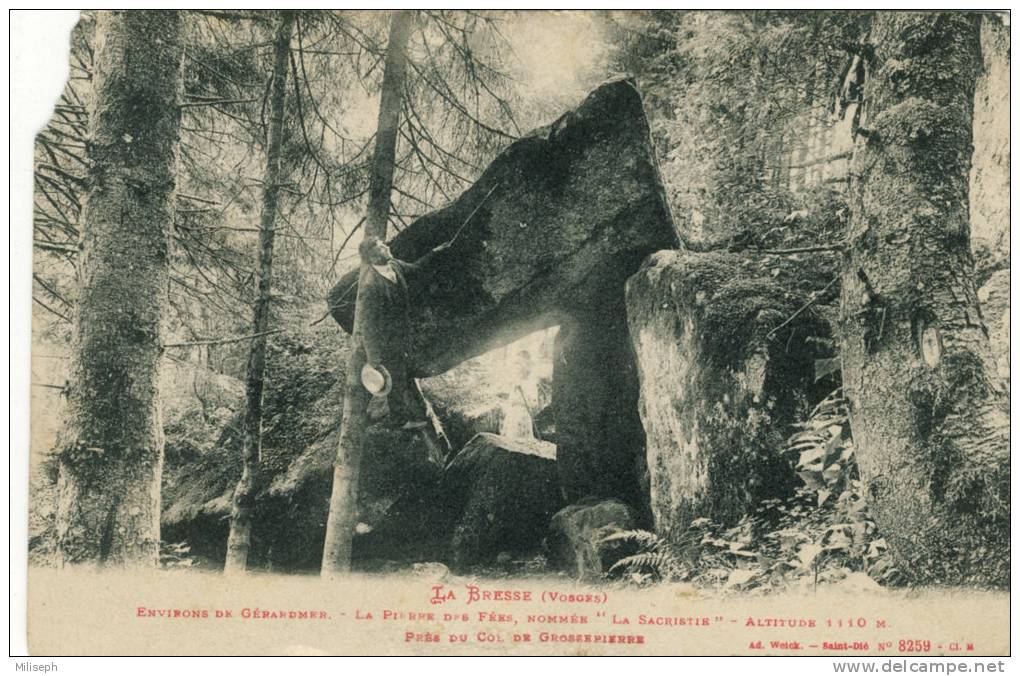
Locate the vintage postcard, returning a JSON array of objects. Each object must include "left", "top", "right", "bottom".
[{"left": 23, "top": 9, "right": 1010, "bottom": 656}]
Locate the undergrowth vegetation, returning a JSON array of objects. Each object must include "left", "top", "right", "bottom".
[{"left": 606, "top": 389, "right": 902, "bottom": 592}]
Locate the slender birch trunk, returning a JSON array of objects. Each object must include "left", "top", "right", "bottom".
[
  {"left": 55, "top": 10, "right": 182, "bottom": 566},
  {"left": 224, "top": 10, "right": 295, "bottom": 573},
  {"left": 321, "top": 10, "right": 414, "bottom": 575}
]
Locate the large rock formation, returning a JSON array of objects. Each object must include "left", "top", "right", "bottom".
[
  {"left": 153, "top": 330, "right": 564, "bottom": 572},
  {"left": 329, "top": 78, "right": 677, "bottom": 506},
  {"left": 626, "top": 249, "right": 836, "bottom": 538}
]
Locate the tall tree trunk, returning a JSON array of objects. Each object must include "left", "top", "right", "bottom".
[
  {"left": 321, "top": 10, "right": 413, "bottom": 575},
  {"left": 224, "top": 11, "right": 295, "bottom": 574},
  {"left": 840, "top": 12, "right": 1009, "bottom": 586},
  {"left": 55, "top": 11, "right": 182, "bottom": 566}
]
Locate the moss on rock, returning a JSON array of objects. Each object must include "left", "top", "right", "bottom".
[{"left": 626, "top": 249, "right": 837, "bottom": 539}]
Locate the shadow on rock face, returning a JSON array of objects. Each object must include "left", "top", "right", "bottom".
[{"left": 356, "top": 433, "right": 563, "bottom": 572}]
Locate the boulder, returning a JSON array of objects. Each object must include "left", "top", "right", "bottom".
[
  {"left": 447, "top": 434, "right": 563, "bottom": 569},
  {"left": 626, "top": 249, "right": 835, "bottom": 539},
  {"left": 546, "top": 498, "right": 636, "bottom": 581},
  {"left": 357, "top": 433, "right": 563, "bottom": 569},
  {"left": 328, "top": 77, "right": 677, "bottom": 376}
]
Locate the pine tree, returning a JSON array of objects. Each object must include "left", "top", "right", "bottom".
[
  {"left": 224, "top": 10, "right": 295, "bottom": 573},
  {"left": 55, "top": 11, "right": 183, "bottom": 566}
]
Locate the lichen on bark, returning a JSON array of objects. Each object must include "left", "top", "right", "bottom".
[
  {"left": 839, "top": 11, "right": 1008, "bottom": 587},
  {"left": 55, "top": 10, "right": 182, "bottom": 566}
]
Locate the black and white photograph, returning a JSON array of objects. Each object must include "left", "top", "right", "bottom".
[{"left": 13, "top": 7, "right": 1012, "bottom": 659}]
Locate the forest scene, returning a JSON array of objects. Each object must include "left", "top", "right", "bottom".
[{"left": 29, "top": 9, "right": 1009, "bottom": 600}]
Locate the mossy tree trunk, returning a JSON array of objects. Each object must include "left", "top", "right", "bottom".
[
  {"left": 55, "top": 10, "right": 182, "bottom": 566},
  {"left": 839, "top": 12, "right": 1009, "bottom": 586},
  {"left": 224, "top": 11, "right": 295, "bottom": 574},
  {"left": 321, "top": 10, "right": 414, "bottom": 575}
]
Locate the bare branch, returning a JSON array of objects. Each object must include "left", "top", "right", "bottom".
[
  {"left": 33, "top": 296, "right": 71, "bottom": 323},
  {"left": 163, "top": 329, "right": 284, "bottom": 349}
]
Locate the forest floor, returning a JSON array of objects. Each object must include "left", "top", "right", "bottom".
[{"left": 25, "top": 566, "right": 1009, "bottom": 656}]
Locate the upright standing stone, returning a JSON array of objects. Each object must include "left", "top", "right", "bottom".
[{"left": 627, "top": 250, "right": 834, "bottom": 537}]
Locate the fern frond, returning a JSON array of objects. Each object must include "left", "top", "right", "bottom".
[
  {"left": 610, "top": 551, "right": 663, "bottom": 573},
  {"left": 600, "top": 528, "right": 662, "bottom": 548}
]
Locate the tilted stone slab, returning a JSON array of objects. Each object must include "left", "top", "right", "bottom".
[{"left": 328, "top": 77, "right": 677, "bottom": 376}]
